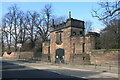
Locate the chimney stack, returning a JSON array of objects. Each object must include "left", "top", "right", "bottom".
[{"left": 69, "top": 11, "right": 71, "bottom": 19}]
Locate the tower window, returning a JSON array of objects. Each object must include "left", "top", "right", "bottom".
[
  {"left": 56, "top": 31, "right": 62, "bottom": 45},
  {"left": 73, "top": 43, "right": 75, "bottom": 53},
  {"left": 72, "top": 32, "right": 76, "bottom": 36},
  {"left": 80, "top": 31, "right": 83, "bottom": 35}
]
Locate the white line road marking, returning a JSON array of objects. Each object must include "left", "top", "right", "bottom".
[
  {"left": 51, "top": 71, "right": 57, "bottom": 73},
  {"left": 50, "top": 71, "right": 62, "bottom": 75},
  {"left": 56, "top": 72, "right": 62, "bottom": 75},
  {"left": 70, "top": 75, "right": 87, "bottom": 79}
]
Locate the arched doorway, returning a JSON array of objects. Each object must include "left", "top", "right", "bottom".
[{"left": 55, "top": 48, "right": 64, "bottom": 63}]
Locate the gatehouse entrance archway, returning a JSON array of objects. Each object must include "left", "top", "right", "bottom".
[{"left": 55, "top": 48, "right": 64, "bottom": 63}]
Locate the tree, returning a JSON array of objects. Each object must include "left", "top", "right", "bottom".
[
  {"left": 24, "top": 11, "right": 39, "bottom": 49},
  {"left": 2, "top": 4, "right": 28, "bottom": 51},
  {"left": 36, "top": 4, "right": 53, "bottom": 42},
  {"left": 100, "top": 19, "right": 119, "bottom": 49},
  {"left": 53, "top": 16, "right": 67, "bottom": 25},
  {"left": 17, "top": 11, "right": 28, "bottom": 51},
  {"left": 92, "top": 2, "right": 120, "bottom": 21},
  {"left": 2, "top": 4, "right": 68, "bottom": 52},
  {"left": 2, "top": 13, "right": 12, "bottom": 51},
  {"left": 92, "top": 2, "right": 120, "bottom": 49},
  {"left": 1, "top": 26, "right": 5, "bottom": 55},
  {"left": 85, "top": 20, "right": 93, "bottom": 34},
  {"left": 8, "top": 4, "right": 21, "bottom": 51}
]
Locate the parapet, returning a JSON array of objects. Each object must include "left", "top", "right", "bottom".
[
  {"left": 50, "top": 18, "right": 84, "bottom": 32},
  {"left": 86, "top": 32, "right": 100, "bottom": 37}
]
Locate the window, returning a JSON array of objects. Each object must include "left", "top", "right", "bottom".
[
  {"left": 72, "top": 31, "right": 76, "bottom": 36},
  {"left": 80, "top": 31, "right": 83, "bottom": 35},
  {"left": 73, "top": 43, "right": 75, "bottom": 53},
  {"left": 56, "top": 31, "right": 62, "bottom": 45},
  {"left": 82, "top": 43, "right": 85, "bottom": 53},
  {"left": 83, "top": 57, "right": 85, "bottom": 60}
]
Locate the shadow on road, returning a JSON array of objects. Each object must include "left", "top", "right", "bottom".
[
  {"left": 2, "top": 62, "right": 87, "bottom": 80},
  {"left": 2, "top": 61, "right": 118, "bottom": 80}
]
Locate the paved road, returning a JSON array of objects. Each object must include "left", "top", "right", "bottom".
[
  {"left": 1, "top": 59, "right": 119, "bottom": 80},
  {"left": 2, "top": 61, "right": 86, "bottom": 80}
]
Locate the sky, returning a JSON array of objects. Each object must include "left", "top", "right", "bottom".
[{"left": 1, "top": 2, "right": 106, "bottom": 33}]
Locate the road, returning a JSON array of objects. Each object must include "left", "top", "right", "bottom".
[
  {"left": 1, "top": 59, "right": 119, "bottom": 80},
  {"left": 2, "top": 61, "right": 86, "bottom": 80}
]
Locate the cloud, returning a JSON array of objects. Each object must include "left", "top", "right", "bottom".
[{"left": 93, "top": 28, "right": 101, "bottom": 33}]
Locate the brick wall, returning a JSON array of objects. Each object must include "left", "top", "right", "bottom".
[
  {"left": 50, "top": 27, "right": 72, "bottom": 63},
  {"left": 42, "top": 42, "right": 50, "bottom": 54},
  {"left": 16, "top": 52, "right": 34, "bottom": 59},
  {"left": 70, "top": 53, "right": 91, "bottom": 64},
  {"left": 90, "top": 50, "right": 119, "bottom": 66},
  {"left": 3, "top": 52, "right": 17, "bottom": 58},
  {"left": 3, "top": 52, "right": 34, "bottom": 60}
]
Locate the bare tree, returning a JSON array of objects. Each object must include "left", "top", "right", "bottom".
[
  {"left": 24, "top": 11, "right": 39, "bottom": 49},
  {"left": 36, "top": 4, "right": 53, "bottom": 42},
  {"left": 1, "top": 26, "right": 5, "bottom": 55},
  {"left": 2, "top": 3, "right": 68, "bottom": 52},
  {"left": 36, "top": 4, "right": 67, "bottom": 42},
  {"left": 85, "top": 20, "right": 93, "bottom": 34},
  {"left": 91, "top": 2, "right": 120, "bottom": 49},
  {"left": 9, "top": 4, "right": 21, "bottom": 51},
  {"left": 91, "top": 2, "right": 120, "bottom": 21},
  {"left": 2, "top": 13, "right": 13, "bottom": 51},
  {"left": 2, "top": 4, "right": 22, "bottom": 51},
  {"left": 53, "top": 16, "right": 67, "bottom": 25},
  {"left": 18, "top": 11, "right": 28, "bottom": 50},
  {"left": 100, "top": 19, "right": 119, "bottom": 49}
]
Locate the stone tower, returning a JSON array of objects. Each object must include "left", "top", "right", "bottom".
[
  {"left": 42, "top": 13, "right": 99, "bottom": 64},
  {"left": 50, "top": 17, "right": 86, "bottom": 63}
]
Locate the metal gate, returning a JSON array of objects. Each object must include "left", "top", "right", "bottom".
[{"left": 55, "top": 48, "right": 64, "bottom": 63}]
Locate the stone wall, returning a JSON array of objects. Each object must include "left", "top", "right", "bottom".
[
  {"left": 68, "top": 50, "right": 119, "bottom": 66},
  {"left": 70, "top": 27, "right": 84, "bottom": 54},
  {"left": 85, "top": 36, "right": 94, "bottom": 53},
  {"left": 16, "top": 52, "right": 34, "bottom": 59},
  {"left": 50, "top": 27, "right": 72, "bottom": 63},
  {"left": 3, "top": 52, "right": 17, "bottom": 58},
  {"left": 63, "top": 27, "right": 71, "bottom": 63},
  {"left": 41, "top": 54, "right": 50, "bottom": 62},
  {"left": 90, "top": 50, "right": 119, "bottom": 66},
  {"left": 71, "top": 36, "right": 83, "bottom": 54},
  {"left": 70, "top": 53, "right": 91, "bottom": 64},
  {"left": 3, "top": 52, "right": 34, "bottom": 60},
  {"left": 43, "top": 17, "right": 119, "bottom": 65},
  {"left": 42, "top": 41, "right": 50, "bottom": 54}
]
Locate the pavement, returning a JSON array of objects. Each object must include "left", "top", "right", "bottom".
[{"left": 1, "top": 57, "right": 119, "bottom": 79}]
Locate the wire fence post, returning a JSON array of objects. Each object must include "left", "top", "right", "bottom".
[
  {"left": 109, "top": 64, "right": 112, "bottom": 71},
  {"left": 95, "top": 60, "right": 97, "bottom": 69}
]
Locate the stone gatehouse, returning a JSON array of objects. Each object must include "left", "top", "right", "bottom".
[{"left": 42, "top": 13, "right": 100, "bottom": 64}]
